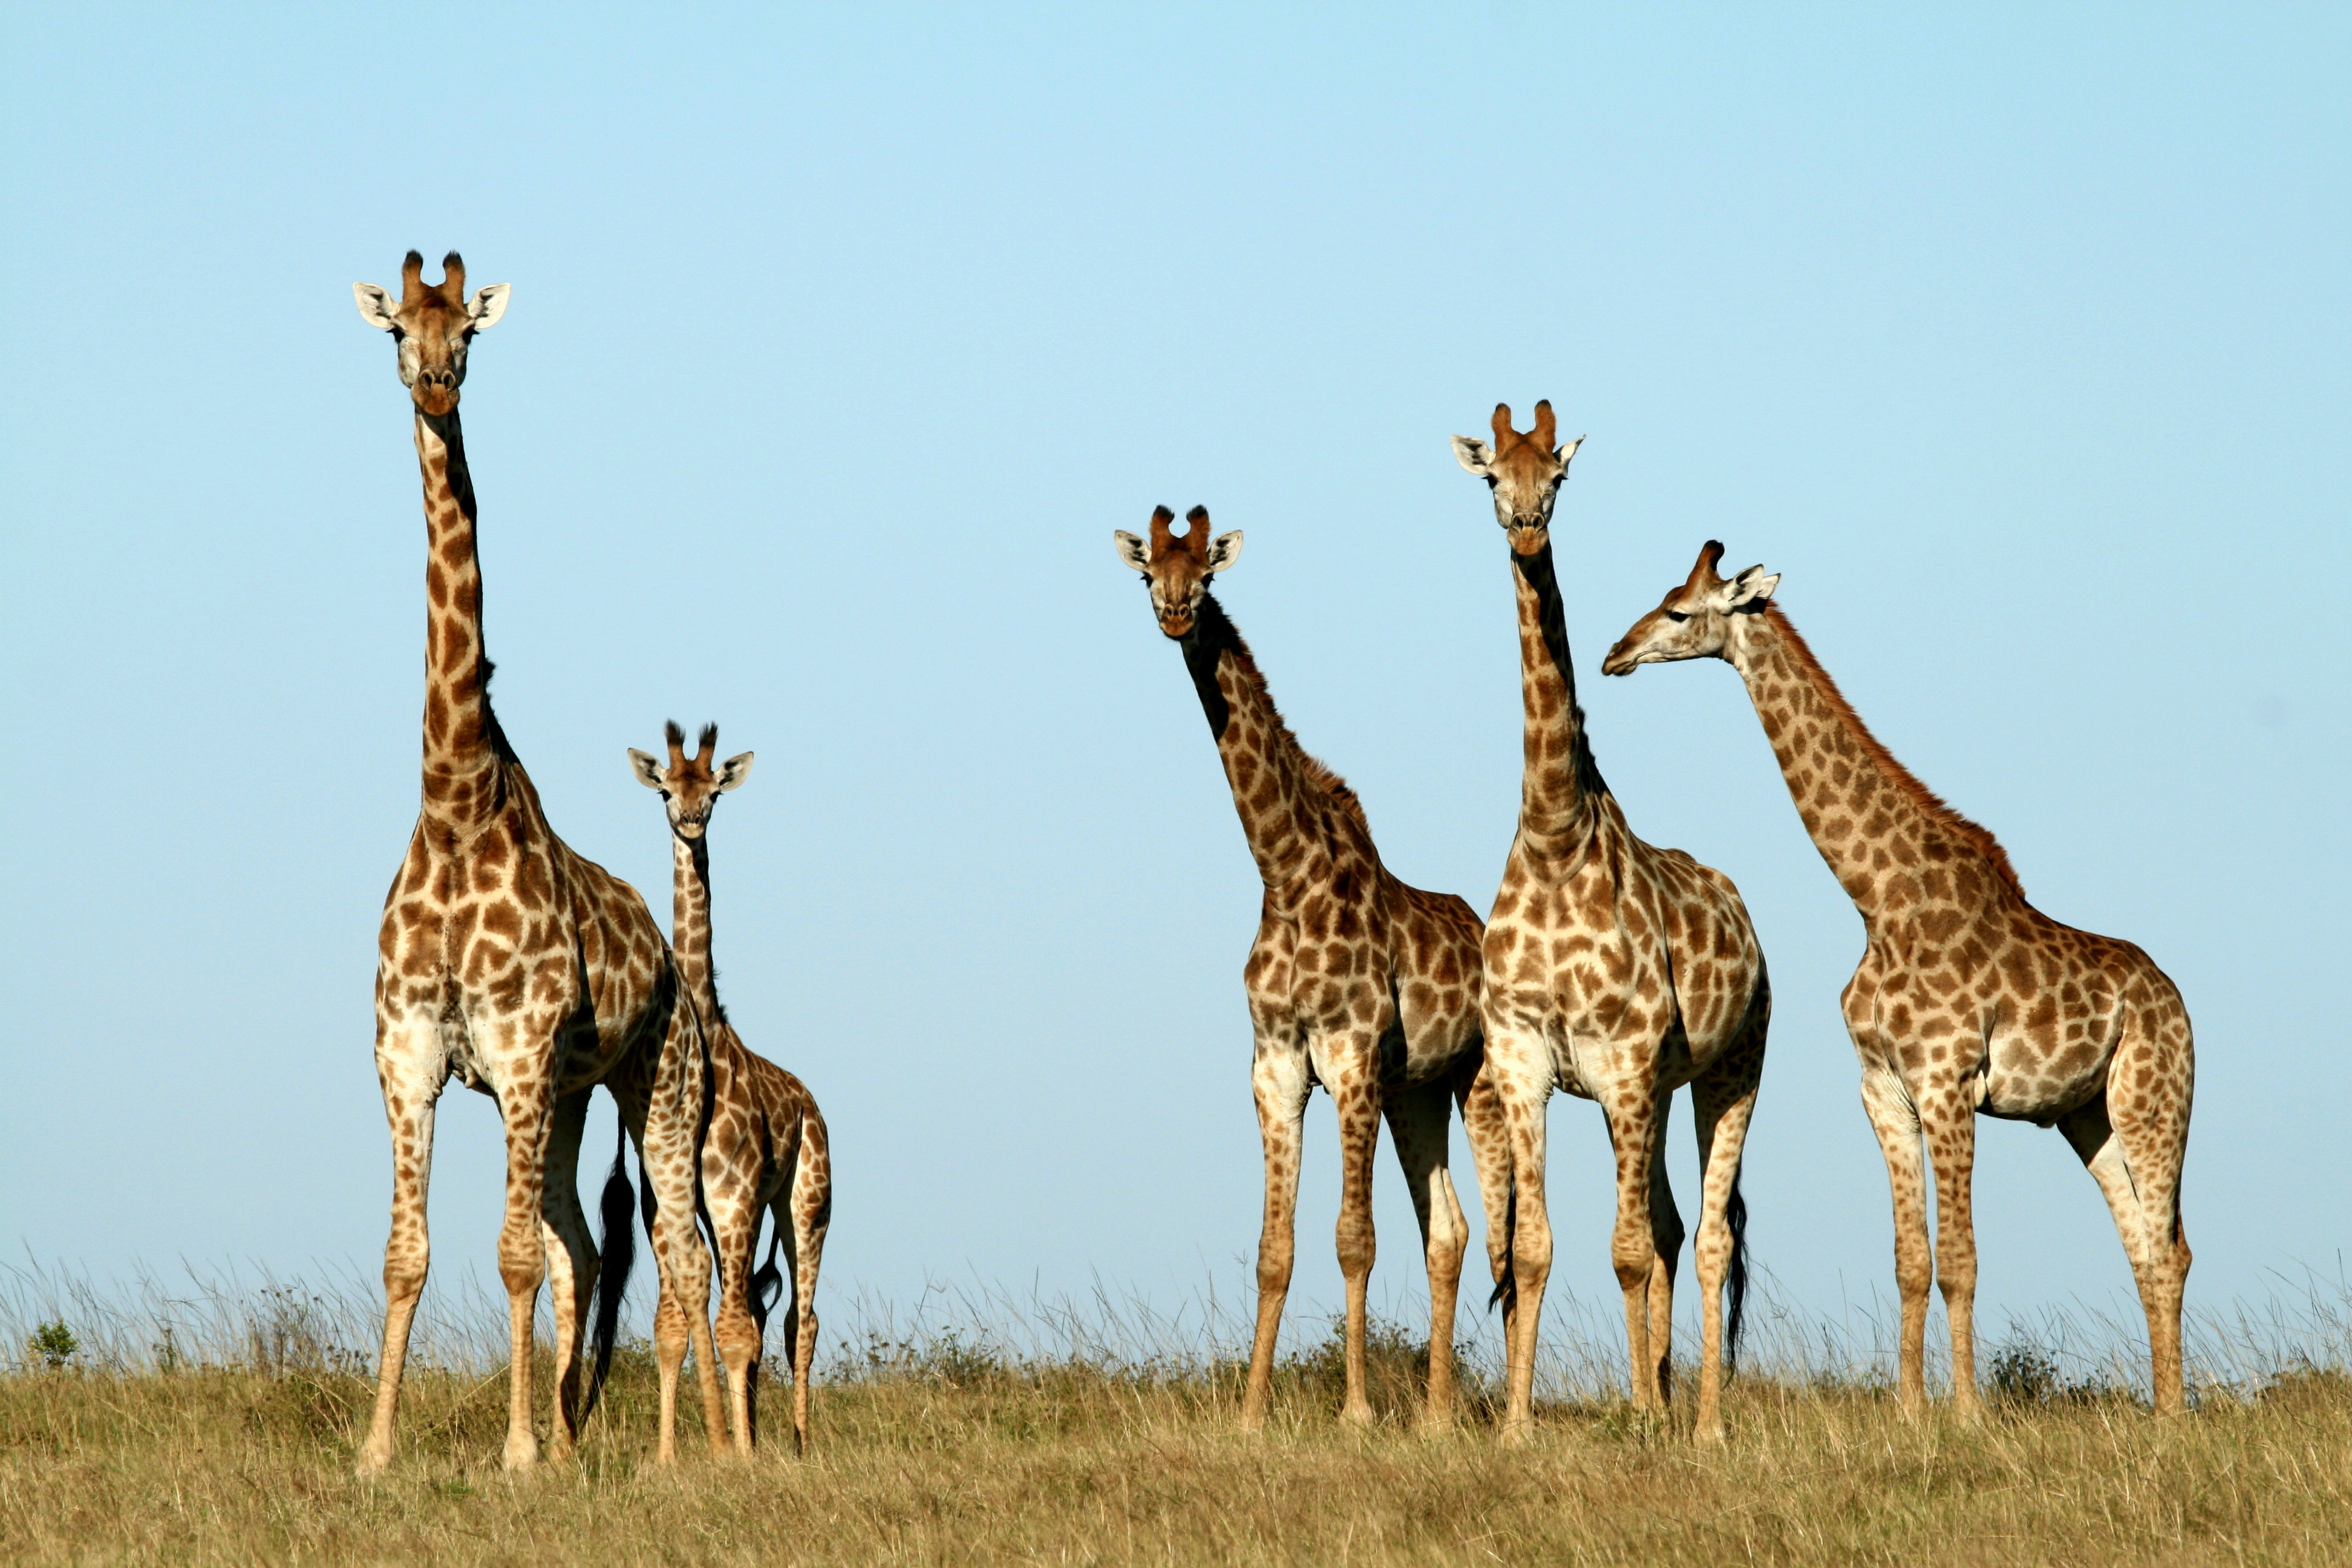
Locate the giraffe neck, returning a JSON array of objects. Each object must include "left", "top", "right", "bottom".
[
  {"left": 1728, "top": 606, "right": 2025, "bottom": 921},
  {"left": 1508, "top": 539, "right": 1609, "bottom": 852},
  {"left": 669, "top": 831, "right": 722, "bottom": 1024},
  {"left": 1181, "top": 593, "right": 1331, "bottom": 893},
  {"left": 413, "top": 408, "right": 512, "bottom": 836}
]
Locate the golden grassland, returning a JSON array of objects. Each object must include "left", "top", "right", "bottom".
[{"left": 4, "top": 1301, "right": 2348, "bottom": 1568}]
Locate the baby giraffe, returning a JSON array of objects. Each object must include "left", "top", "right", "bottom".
[
  {"left": 1602, "top": 543, "right": 2194, "bottom": 1416},
  {"left": 628, "top": 722, "right": 833, "bottom": 1455}
]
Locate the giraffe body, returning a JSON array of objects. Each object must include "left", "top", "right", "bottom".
[
  {"left": 628, "top": 725, "right": 832, "bottom": 1459},
  {"left": 1114, "top": 508, "right": 1505, "bottom": 1430},
  {"left": 1603, "top": 541, "right": 2194, "bottom": 1416},
  {"left": 1455, "top": 407, "right": 1768, "bottom": 1442},
  {"left": 352, "top": 254, "right": 726, "bottom": 1474}
]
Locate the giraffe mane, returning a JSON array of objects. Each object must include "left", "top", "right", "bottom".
[
  {"left": 1198, "top": 591, "right": 1370, "bottom": 833},
  {"left": 1763, "top": 605, "right": 2025, "bottom": 900}
]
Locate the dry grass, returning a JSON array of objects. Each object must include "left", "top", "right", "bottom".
[{"left": 2, "top": 1268, "right": 2348, "bottom": 1566}]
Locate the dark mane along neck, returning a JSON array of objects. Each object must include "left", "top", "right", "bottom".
[
  {"left": 671, "top": 831, "right": 726, "bottom": 1026},
  {"left": 1183, "top": 588, "right": 1370, "bottom": 836},
  {"left": 1759, "top": 604, "right": 2024, "bottom": 900},
  {"left": 1512, "top": 539, "right": 1610, "bottom": 808}
]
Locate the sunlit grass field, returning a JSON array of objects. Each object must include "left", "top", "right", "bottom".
[{"left": 3, "top": 1264, "right": 2347, "bottom": 1566}]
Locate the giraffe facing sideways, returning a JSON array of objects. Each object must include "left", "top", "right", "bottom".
[
  {"left": 1112, "top": 506, "right": 1505, "bottom": 1431},
  {"left": 626, "top": 722, "right": 833, "bottom": 1459},
  {"left": 1602, "top": 541, "right": 2194, "bottom": 1416},
  {"left": 1452, "top": 405, "right": 1769, "bottom": 1443},
  {"left": 351, "top": 252, "right": 725, "bottom": 1472}
]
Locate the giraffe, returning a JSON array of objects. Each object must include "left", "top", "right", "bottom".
[
  {"left": 626, "top": 722, "right": 833, "bottom": 1459},
  {"left": 1452, "top": 404, "right": 1769, "bottom": 1443},
  {"left": 350, "top": 252, "right": 727, "bottom": 1472},
  {"left": 1112, "top": 506, "right": 1504, "bottom": 1431},
  {"left": 1602, "top": 540, "right": 2195, "bottom": 1416}
]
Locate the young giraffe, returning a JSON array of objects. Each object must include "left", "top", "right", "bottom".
[
  {"left": 351, "top": 252, "right": 725, "bottom": 1473},
  {"left": 1452, "top": 405, "right": 1769, "bottom": 1443},
  {"left": 626, "top": 722, "right": 833, "bottom": 1458},
  {"left": 1602, "top": 541, "right": 2195, "bottom": 1416},
  {"left": 1112, "top": 506, "right": 1504, "bottom": 1431}
]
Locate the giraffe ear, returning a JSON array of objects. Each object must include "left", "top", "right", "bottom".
[
  {"left": 1726, "top": 566, "right": 1780, "bottom": 610},
  {"left": 714, "top": 752, "right": 754, "bottom": 792},
  {"left": 466, "top": 284, "right": 511, "bottom": 331},
  {"left": 1112, "top": 530, "right": 1150, "bottom": 571},
  {"left": 628, "top": 748, "right": 667, "bottom": 789},
  {"left": 354, "top": 282, "right": 401, "bottom": 332},
  {"left": 1557, "top": 434, "right": 1586, "bottom": 468},
  {"left": 1204, "top": 531, "right": 1243, "bottom": 573},
  {"left": 1451, "top": 435, "right": 1495, "bottom": 476}
]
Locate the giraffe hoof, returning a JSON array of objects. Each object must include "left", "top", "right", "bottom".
[
  {"left": 354, "top": 1445, "right": 393, "bottom": 1478},
  {"left": 501, "top": 1432, "right": 540, "bottom": 1471}
]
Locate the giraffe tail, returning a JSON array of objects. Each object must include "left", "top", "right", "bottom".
[
  {"left": 749, "top": 1218, "right": 786, "bottom": 1338},
  {"left": 580, "top": 1105, "right": 638, "bottom": 1425},
  {"left": 1724, "top": 1172, "right": 1750, "bottom": 1377},
  {"left": 1488, "top": 1178, "right": 1518, "bottom": 1315}
]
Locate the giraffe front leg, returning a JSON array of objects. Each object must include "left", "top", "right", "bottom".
[
  {"left": 1599, "top": 1081, "right": 1667, "bottom": 1414},
  {"left": 708, "top": 1180, "right": 765, "bottom": 1455},
  {"left": 1858, "top": 1066, "right": 1931, "bottom": 1416},
  {"left": 359, "top": 1016, "right": 442, "bottom": 1477},
  {"left": 1241, "top": 1041, "right": 1311, "bottom": 1432},
  {"left": 540, "top": 1088, "right": 598, "bottom": 1461},
  {"left": 1322, "top": 1031, "right": 1384, "bottom": 1427},
  {"left": 644, "top": 1005, "right": 726, "bottom": 1458},
  {"left": 1482, "top": 1026, "right": 1553, "bottom": 1445},
  {"left": 491, "top": 1071, "right": 558, "bottom": 1470},
  {"left": 1917, "top": 1085, "right": 1981, "bottom": 1421}
]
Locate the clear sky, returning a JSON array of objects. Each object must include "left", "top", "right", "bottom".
[{"left": 3, "top": 5, "right": 2346, "bottom": 1365}]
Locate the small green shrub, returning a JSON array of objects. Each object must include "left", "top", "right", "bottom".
[{"left": 26, "top": 1319, "right": 78, "bottom": 1370}]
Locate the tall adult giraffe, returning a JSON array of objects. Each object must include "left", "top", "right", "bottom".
[
  {"left": 1602, "top": 541, "right": 2195, "bottom": 1416},
  {"left": 351, "top": 252, "right": 725, "bottom": 1472},
  {"left": 1112, "top": 506, "right": 1504, "bottom": 1431},
  {"left": 1452, "top": 405, "right": 1768, "bottom": 1443},
  {"left": 627, "top": 722, "right": 832, "bottom": 1460}
]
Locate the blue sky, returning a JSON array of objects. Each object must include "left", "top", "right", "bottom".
[{"left": 3, "top": 4, "right": 2346, "bottom": 1364}]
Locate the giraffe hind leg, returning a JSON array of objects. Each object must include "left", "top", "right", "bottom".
[
  {"left": 783, "top": 1112, "right": 830, "bottom": 1457},
  {"left": 1644, "top": 1088, "right": 1683, "bottom": 1413},
  {"left": 1687, "top": 1001, "right": 1765, "bottom": 1443},
  {"left": 1382, "top": 1078, "right": 1469, "bottom": 1432},
  {"left": 538, "top": 1088, "right": 599, "bottom": 1460}
]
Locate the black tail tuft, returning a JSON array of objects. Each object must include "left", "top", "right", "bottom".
[
  {"left": 749, "top": 1218, "right": 785, "bottom": 1338},
  {"left": 1723, "top": 1174, "right": 1751, "bottom": 1377},
  {"left": 1488, "top": 1179, "right": 1519, "bottom": 1314},
  {"left": 580, "top": 1106, "right": 638, "bottom": 1424}
]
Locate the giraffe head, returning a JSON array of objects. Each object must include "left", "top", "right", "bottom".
[
  {"left": 1112, "top": 505, "right": 1243, "bottom": 639},
  {"left": 353, "top": 250, "right": 511, "bottom": 417},
  {"left": 1601, "top": 541, "right": 1782, "bottom": 675},
  {"left": 1451, "top": 401, "right": 1585, "bottom": 556},
  {"left": 628, "top": 722, "right": 755, "bottom": 840}
]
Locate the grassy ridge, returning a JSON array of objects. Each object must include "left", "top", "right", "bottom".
[{"left": 3, "top": 1304, "right": 2348, "bottom": 1567}]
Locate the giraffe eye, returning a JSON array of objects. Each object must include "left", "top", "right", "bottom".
[{"left": 1663, "top": 610, "right": 1690, "bottom": 624}]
